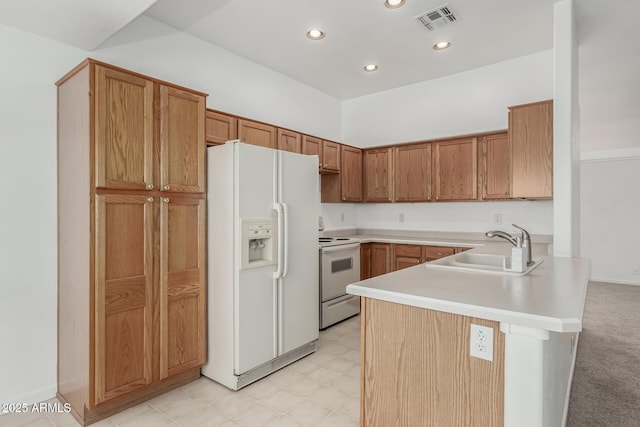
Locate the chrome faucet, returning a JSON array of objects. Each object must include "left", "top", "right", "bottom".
[{"left": 485, "top": 224, "right": 533, "bottom": 266}]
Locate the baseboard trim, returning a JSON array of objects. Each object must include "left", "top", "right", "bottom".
[
  {"left": 1, "top": 383, "right": 57, "bottom": 409},
  {"left": 562, "top": 332, "right": 580, "bottom": 427},
  {"left": 590, "top": 277, "right": 640, "bottom": 286}
]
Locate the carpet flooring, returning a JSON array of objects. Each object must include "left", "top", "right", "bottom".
[{"left": 566, "top": 281, "right": 640, "bottom": 426}]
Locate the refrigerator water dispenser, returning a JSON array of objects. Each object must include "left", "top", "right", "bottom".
[{"left": 240, "top": 219, "right": 277, "bottom": 270}]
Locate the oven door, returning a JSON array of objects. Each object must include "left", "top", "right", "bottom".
[{"left": 321, "top": 243, "right": 360, "bottom": 302}]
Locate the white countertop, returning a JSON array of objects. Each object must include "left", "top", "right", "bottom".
[{"left": 346, "top": 243, "right": 590, "bottom": 333}]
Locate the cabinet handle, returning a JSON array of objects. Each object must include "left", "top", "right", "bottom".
[
  {"left": 146, "top": 183, "right": 153, "bottom": 190},
  {"left": 162, "top": 198, "right": 170, "bottom": 203},
  {"left": 162, "top": 185, "right": 170, "bottom": 191},
  {"left": 435, "top": 252, "right": 443, "bottom": 256},
  {"left": 147, "top": 197, "right": 153, "bottom": 203}
]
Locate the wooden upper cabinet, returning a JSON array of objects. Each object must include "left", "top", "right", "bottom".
[
  {"left": 322, "top": 140, "right": 341, "bottom": 172},
  {"left": 394, "top": 143, "right": 431, "bottom": 202},
  {"left": 94, "top": 65, "right": 154, "bottom": 191},
  {"left": 302, "top": 135, "right": 322, "bottom": 169},
  {"left": 364, "top": 148, "right": 393, "bottom": 203},
  {"left": 341, "top": 145, "right": 363, "bottom": 202},
  {"left": 159, "top": 86, "right": 206, "bottom": 194},
  {"left": 94, "top": 194, "right": 154, "bottom": 403},
  {"left": 480, "top": 133, "right": 511, "bottom": 200},
  {"left": 238, "top": 119, "right": 277, "bottom": 149},
  {"left": 159, "top": 196, "right": 206, "bottom": 380},
  {"left": 277, "top": 129, "right": 302, "bottom": 153},
  {"left": 205, "top": 110, "right": 237, "bottom": 146},
  {"left": 509, "top": 100, "right": 553, "bottom": 199},
  {"left": 432, "top": 137, "right": 478, "bottom": 201}
]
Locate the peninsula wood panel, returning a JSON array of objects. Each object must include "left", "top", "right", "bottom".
[
  {"left": 341, "top": 146, "right": 363, "bottom": 202},
  {"left": 94, "top": 65, "right": 154, "bottom": 191},
  {"left": 432, "top": 137, "right": 478, "bottom": 201},
  {"left": 361, "top": 298, "right": 504, "bottom": 427},
  {"left": 394, "top": 143, "right": 431, "bottom": 202},
  {"left": 509, "top": 100, "right": 553, "bottom": 199},
  {"left": 480, "top": 132, "right": 511, "bottom": 200},
  {"left": 159, "top": 86, "right": 206, "bottom": 193},
  {"left": 302, "top": 135, "right": 322, "bottom": 169},
  {"left": 321, "top": 140, "right": 341, "bottom": 172},
  {"left": 277, "top": 129, "right": 302, "bottom": 153},
  {"left": 159, "top": 197, "right": 206, "bottom": 379},
  {"left": 205, "top": 110, "right": 237, "bottom": 146},
  {"left": 238, "top": 119, "right": 277, "bottom": 149},
  {"left": 363, "top": 147, "right": 393, "bottom": 202}
]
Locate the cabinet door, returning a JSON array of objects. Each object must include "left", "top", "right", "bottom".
[
  {"left": 364, "top": 148, "right": 393, "bottom": 202},
  {"left": 159, "top": 86, "right": 206, "bottom": 194},
  {"left": 432, "top": 137, "right": 478, "bottom": 201},
  {"left": 480, "top": 133, "right": 511, "bottom": 200},
  {"left": 322, "top": 141, "right": 341, "bottom": 172},
  {"left": 341, "top": 146, "right": 363, "bottom": 202},
  {"left": 395, "top": 256, "right": 421, "bottom": 271},
  {"left": 206, "top": 110, "right": 237, "bottom": 146},
  {"left": 509, "top": 100, "right": 553, "bottom": 199},
  {"left": 361, "top": 243, "right": 372, "bottom": 280},
  {"left": 95, "top": 195, "right": 154, "bottom": 403},
  {"left": 422, "top": 246, "right": 455, "bottom": 262},
  {"left": 238, "top": 119, "right": 277, "bottom": 149},
  {"left": 159, "top": 196, "right": 206, "bottom": 379},
  {"left": 94, "top": 66, "right": 154, "bottom": 191},
  {"left": 394, "top": 144, "right": 431, "bottom": 202},
  {"left": 302, "top": 135, "right": 323, "bottom": 169},
  {"left": 370, "top": 243, "right": 392, "bottom": 278},
  {"left": 277, "top": 129, "right": 302, "bottom": 153}
]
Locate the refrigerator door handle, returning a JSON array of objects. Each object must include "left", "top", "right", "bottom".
[
  {"left": 281, "top": 202, "right": 289, "bottom": 278},
  {"left": 273, "top": 202, "right": 284, "bottom": 279}
]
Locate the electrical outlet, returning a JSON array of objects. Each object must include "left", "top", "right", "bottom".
[
  {"left": 399, "top": 213, "right": 405, "bottom": 223},
  {"left": 340, "top": 213, "right": 345, "bottom": 223},
  {"left": 470, "top": 324, "right": 494, "bottom": 361},
  {"left": 633, "top": 267, "right": 640, "bottom": 276},
  {"left": 493, "top": 213, "right": 503, "bottom": 225}
]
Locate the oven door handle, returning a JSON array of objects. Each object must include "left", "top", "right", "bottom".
[{"left": 321, "top": 242, "right": 360, "bottom": 253}]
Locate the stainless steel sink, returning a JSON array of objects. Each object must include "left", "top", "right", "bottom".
[{"left": 425, "top": 252, "right": 543, "bottom": 276}]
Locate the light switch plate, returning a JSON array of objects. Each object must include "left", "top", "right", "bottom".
[{"left": 470, "top": 324, "right": 494, "bottom": 361}]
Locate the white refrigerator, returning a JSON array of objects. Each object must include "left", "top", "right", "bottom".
[{"left": 202, "top": 141, "right": 319, "bottom": 390}]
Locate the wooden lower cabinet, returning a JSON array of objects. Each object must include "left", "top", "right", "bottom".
[
  {"left": 360, "top": 243, "right": 372, "bottom": 280},
  {"left": 370, "top": 243, "right": 392, "bottom": 277},
  {"left": 360, "top": 298, "right": 504, "bottom": 426}
]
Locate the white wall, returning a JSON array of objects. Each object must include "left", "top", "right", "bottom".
[
  {"left": 0, "top": 16, "right": 342, "bottom": 405},
  {"left": 320, "top": 203, "right": 358, "bottom": 232},
  {"left": 580, "top": 155, "right": 640, "bottom": 285},
  {"left": 338, "top": 51, "right": 555, "bottom": 235}
]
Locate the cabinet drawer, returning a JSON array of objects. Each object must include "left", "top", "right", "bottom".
[
  {"left": 423, "top": 246, "right": 455, "bottom": 260},
  {"left": 394, "top": 244, "right": 422, "bottom": 258}
]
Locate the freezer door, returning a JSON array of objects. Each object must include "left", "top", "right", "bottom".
[
  {"left": 235, "top": 143, "right": 278, "bottom": 374},
  {"left": 277, "top": 150, "right": 320, "bottom": 354}
]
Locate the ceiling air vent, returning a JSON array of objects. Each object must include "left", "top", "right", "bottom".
[{"left": 415, "top": 4, "right": 460, "bottom": 31}]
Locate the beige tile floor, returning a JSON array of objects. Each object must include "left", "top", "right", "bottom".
[{"left": 0, "top": 316, "right": 361, "bottom": 427}]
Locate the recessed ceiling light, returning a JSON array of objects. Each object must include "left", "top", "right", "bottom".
[
  {"left": 363, "top": 64, "right": 379, "bottom": 72},
  {"left": 306, "top": 29, "right": 325, "bottom": 40},
  {"left": 384, "top": 0, "right": 406, "bottom": 9},
  {"left": 433, "top": 41, "right": 451, "bottom": 50}
]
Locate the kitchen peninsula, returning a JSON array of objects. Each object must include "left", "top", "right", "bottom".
[{"left": 347, "top": 243, "right": 590, "bottom": 427}]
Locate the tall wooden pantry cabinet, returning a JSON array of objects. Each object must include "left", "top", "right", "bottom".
[{"left": 57, "top": 59, "right": 207, "bottom": 425}]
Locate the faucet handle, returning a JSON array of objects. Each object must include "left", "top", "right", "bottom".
[{"left": 511, "top": 224, "right": 530, "bottom": 240}]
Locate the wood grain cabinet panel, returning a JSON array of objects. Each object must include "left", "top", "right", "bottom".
[
  {"left": 205, "top": 110, "right": 237, "bottom": 146},
  {"left": 360, "top": 243, "right": 372, "bottom": 280},
  {"left": 277, "top": 129, "right": 302, "bottom": 153},
  {"left": 364, "top": 148, "right": 393, "bottom": 203},
  {"left": 480, "top": 133, "right": 511, "bottom": 200},
  {"left": 302, "top": 135, "right": 322, "bottom": 169},
  {"left": 159, "top": 86, "right": 206, "bottom": 194},
  {"left": 422, "top": 246, "right": 455, "bottom": 262},
  {"left": 432, "top": 137, "right": 478, "bottom": 201},
  {"left": 341, "top": 145, "right": 363, "bottom": 202},
  {"left": 394, "top": 144, "right": 431, "bottom": 202},
  {"left": 94, "top": 65, "right": 154, "bottom": 191},
  {"left": 370, "top": 243, "right": 392, "bottom": 278},
  {"left": 509, "top": 100, "right": 553, "bottom": 199},
  {"left": 238, "top": 119, "right": 277, "bottom": 149},
  {"left": 57, "top": 60, "right": 206, "bottom": 425},
  {"left": 360, "top": 298, "right": 504, "bottom": 426},
  {"left": 322, "top": 140, "right": 341, "bottom": 172}
]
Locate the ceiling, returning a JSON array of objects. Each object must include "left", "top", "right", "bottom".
[{"left": 1, "top": 0, "right": 639, "bottom": 152}]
